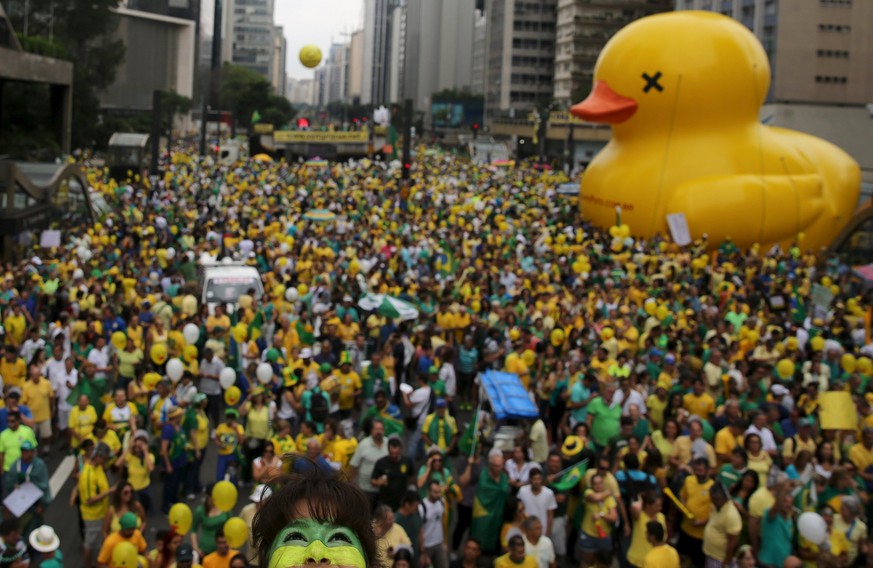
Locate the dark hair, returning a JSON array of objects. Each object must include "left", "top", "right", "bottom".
[
  {"left": 387, "top": 437, "right": 402, "bottom": 449},
  {"left": 400, "top": 490, "right": 420, "bottom": 506},
  {"left": 646, "top": 520, "right": 665, "bottom": 543},
  {"left": 229, "top": 553, "right": 249, "bottom": 567},
  {"left": 391, "top": 548, "right": 413, "bottom": 567},
  {"left": 623, "top": 453, "right": 640, "bottom": 471},
  {"left": 503, "top": 495, "right": 521, "bottom": 523},
  {"left": 252, "top": 469, "right": 377, "bottom": 567},
  {"left": 7, "top": 410, "right": 20, "bottom": 421},
  {"left": 508, "top": 534, "right": 525, "bottom": 548}
]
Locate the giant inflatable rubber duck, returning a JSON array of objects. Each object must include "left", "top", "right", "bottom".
[{"left": 570, "top": 11, "right": 860, "bottom": 250}]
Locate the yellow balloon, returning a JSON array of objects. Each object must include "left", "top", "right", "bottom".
[
  {"left": 143, "top": 372, "right": 161, "bottom": 390},
  {"left": 111, "top": 331, "right": 127, "bottom": 351},
  {"left": 776, "top": 358, "right": 795, "bottom": 380},
  {"left": 184, "top": 344, "right": 198, "bottom": 363},
  {"left": 224, "top": 386, "right": 242, "bottom": 407},
  {"left": 522, "top": 349, "right": 536, "bottom": 367},
  {"left": 168, "top": 503, "right": 193, "bottom": 536},
  {"left": 111, "top": 541, "right": 138, "bottom": 568},
  {"left": 232, "top": 322, "right": 248, "bottom": 344},
  {"left": 550, "top": 328, "right": 565, "bottom": 347},
  {"left": 644, "top": 301, "right": 656, "bottom": 316},
  {"left": 655, "top": 305, "right": 669, "bottom": 321},
  {"left": 298, "top": 284, "right": 309, "bottom": 296},
  {"left": 841, "top": 353, "right": 857, "bottom": 373},
  {"left": 212, "top": 480, "right": 239, "bottom": 513},
  {"left": 810, "top": 336, "right": 825, "bottom": 352},
  {"left": 858, "top": 356, "right": 872, "bottom": 375},
  {"left": 150, "top": 343, "right": 168, "bottom": 365},
  {"left": 600, "top": 327, "right": 615, "bottom": 341},
  {"left": 299, "top": 44, "right": 323, "bottom": 69},
  {"left": 223, "top": 517, "right": 249, "bottom": 548}
]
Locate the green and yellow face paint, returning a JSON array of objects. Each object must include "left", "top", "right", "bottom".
[{"left": 268, "top": 519, "right": 367, "bottom": 568}]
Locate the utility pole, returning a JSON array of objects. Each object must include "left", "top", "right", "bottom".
[
  {"left": 150, "top": 90, "right": 161, "bottom": 175},
  {"left": 402, "top": 99, "right": 413, "bottom": 181}
]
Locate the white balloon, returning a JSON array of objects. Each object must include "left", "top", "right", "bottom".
[
  {"left": 279, "top": 242, "right": 290, "bottom": 254},
  {"left": 166, "top": 359, "right": 184, "bottom": 383},
  {"left": 284, "top": 288, "right": 299, "bottom": 302},
  {"left": 166, "top": 247, "right": 176, "bottom": 259},
  {"left": 219, "top": 367, "right": 237, "bottom": 390},
  {"left": 182, "top": 323, "right": 200, "bottom": 344},
  {"left": 256, "top": 362, "right": 273, "bottom": 384},
  {"left": 72, "top": 268, "right": 84, "bottom": 280},
  {"left": 797, "top": 512, "right": 827, "bottom": 545}
]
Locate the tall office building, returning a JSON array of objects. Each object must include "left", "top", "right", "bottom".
[
  {"left": 675, "top": 0, "right": 873, "bottom": 105},
  {"left": 403, "top": 0, "right": 477, "bottom": 110},
  {"left": 271, "top": 25, "right": 287, "bottom": 97},
  {"left": 484, "top": 0, "right": 558, "bottom": 115},
  {"left": 348, "top": 30, "right": 366, "bottom": 103},
  {"left": 361, "top": 0, "right": 399, "bottom": 104},
  {"left": 325, "top": 43, "right": 350, "bottom": 104},
  {"left": 287, "top": 77, "right": 316, "bottom": 106},
  {"left": 223, "top": 0, "right": 279, "bottom": 87},
  {"left": 470, "top": 9, "right": 487, "bottom": 95},
  {"left": 553, "top": 0, "right": 671, "bottom": 106}
]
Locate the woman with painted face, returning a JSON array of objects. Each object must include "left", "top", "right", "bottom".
[{"left": 253, "top": 468, "right": 378, "bottom": 568}]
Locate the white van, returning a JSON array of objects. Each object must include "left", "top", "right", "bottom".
[{"left": 198, "top": 261, "right": 264, "bottom": 314}]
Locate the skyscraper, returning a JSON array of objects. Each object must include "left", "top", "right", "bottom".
[
  {"left": 484, "top": 0, "right": 558, "bottom": 115},
  {"left": 361, "top": 0, "right": 399, "bottom": 104},
  {"left": 553, "top": 0, "right": 671, "bottom": 106},
  {"left": 223, "top": 0, "right": 283, "bottom": 90}
]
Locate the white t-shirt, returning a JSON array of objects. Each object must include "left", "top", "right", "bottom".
[
  {"left": 45, "top": 357, "right": 66, "bottom": 386},
  {"left": 87, "top": 347, "right": 111, "bottom": 380},
  {"left": 524, "top": 535, "right": 556, "bottom": 568},
  {"left": 745, "top": 425, "right": 777, "bottom": 452},
  {"left": 52, "top": 367, "right": 77, "bottom": 410},
  {"left": 439, "top": 364, "right": 457, "bottom": 398},
  {"left": 409, "top": 386, "right": 432, "bottom": 426},
  {"left": 517, "top": 485, "right": 558, "bottom": 531},
  {"left": 613, "top": 388, "right": 647, "bottom": 416},
  {"left": 420, "top": 498, "right": 446, "bottom": 548}
]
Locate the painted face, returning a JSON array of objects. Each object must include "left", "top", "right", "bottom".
[{"left": 268, "top": 519, "right": 366, "bottom": 568}]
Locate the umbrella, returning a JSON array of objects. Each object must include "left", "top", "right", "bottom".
[
  {"left": 252, "top": 153, "right": 273, "bottom": 162},
  {"left": 303, "top": 209, "right": 336, "bottom": 222},
  {"left": 358, "top": 293, "right": 420, "bottom": 321},
  {"left": 853, "top": 264, "right": 873, "bottom": 283}
]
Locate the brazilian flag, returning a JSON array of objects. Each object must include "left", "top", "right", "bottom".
[
  {"left": 552, "top": 461, "right": 588, "bottom": 492},
  {"left": 458, "top": 409, "right": 479, "bottom": 456},
  {"left": 470, "top": 468, "right": 509, "bottom": 552}
]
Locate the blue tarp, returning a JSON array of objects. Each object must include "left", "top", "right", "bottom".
[{"left": 480, "top": 370, "right": 539, "bottom": 421}]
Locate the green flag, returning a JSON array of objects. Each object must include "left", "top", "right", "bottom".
[
  {"left": 551, "top": 461, "right": 588, "bottom": 492},
  {"left": 458, "top": 409, "right": 479, "bottom": 456},
  {"left": 470, "top": 469, "right": 509, "bottom": 552},
  {"left": 251, "top": 110, "right": 262, "bottom": 124}
]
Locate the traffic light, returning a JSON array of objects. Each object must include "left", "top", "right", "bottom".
[
  {"left": 472, "top": 122, "right": 479, "bottom": 139},
  {"left": 296, "top": 117, "right": 310, "bottom": 129}
]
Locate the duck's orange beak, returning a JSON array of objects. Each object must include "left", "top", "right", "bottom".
[{"left": 570, "top": 80, "right": 638, "bottom": 124}]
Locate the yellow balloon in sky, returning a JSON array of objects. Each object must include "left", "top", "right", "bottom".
[{"left": 299, "top": 45, "right": 322, "bottom": 69}]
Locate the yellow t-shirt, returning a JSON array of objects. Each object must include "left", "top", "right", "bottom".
[
  {"left": 494, "top": 553, "right": 538, "bottom": 568},
  {"left": 194, "top": 411, "right": 210, "bottom": 450},
  {"left": 323, "top": 437, "right": 357, "bottom": 469},
  {"left": 69, "top": 405, "right": 98, "bottom": 447},
  {"left": 628, "top": 511, "right": 666, "bottom": 567},
  {"left": 103, "top": 402, "right": 138, "bottom": 436},
  {"left": 581, "top": 490, "right": 617, "bottom": 538},
  {"left": 337, "top": 322, "right": 360, "bottom": 342},
  {"left": 214, "top": 423, "right": 243, "bottom": 456},
  {"left": 702, "top": 501, "right": 743, "bottom": 561},
  {"left": 749, "top": 487, "right": 775, "bottom": 518},
  {"left": 714, "top": 428, "right": 742, "bottom": 458},
  {"left": 680, "top": 476, "right": 713, "bottom": 539},
  {"left": 79, "top": 462, "right": 110, "bottom": 521},
  {"left": 505, "top": 353, "right": 530, "bottom": 388},
  {"left": 272, "top": 434, "right": 297, "bottom": 456},
  {"left": 21, "top": 378, "right": 55, "bottom": 423},
  {"left": 682, "top": 392, "right": 715, "bottom": 420},
  {"left": 848, "top": 442, "right": 873, "bottom": 472},
  {"left": 0, "top": 358, "right": 27, "bottom": 388},
  {"left": 336, "top": 371, "right": 362, "bottom": 411},
  {"left": 5, "top": 314, "right": 26, "bottom": 345},
  {"left": 243, "top": 404, "right": 271, "bottom": 440},
  {"left": 124, "top": 451, "right": 154, "bottom": 491},
  {"left": 642, "top": 544, "right": 680, "bottom": 568},
  {"left": 672, "top": 436, "right": 716, "bottom": 468},
  {"left": 94, "top": 430, "right": 122, "bottom": 464},
  {"left": 646, "top": 395, "right": 668, "bottom": 429},
  {"left": 783, "top": 436, "right": 817, "bottom": 461}
]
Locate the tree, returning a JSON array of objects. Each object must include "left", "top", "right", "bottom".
[
  {"left": 220, "top": 63, "right": 296, "bottom": 130},
  {"left": 13, "top": 0, "right": 126, "bottom": 149}
]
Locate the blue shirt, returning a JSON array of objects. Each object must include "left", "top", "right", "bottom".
[
  {"left": 292, "top": 455, "right": 334, "bottom": 474},
  {"left": 0, "top": 406, "right": 33, "bottom": 432}
]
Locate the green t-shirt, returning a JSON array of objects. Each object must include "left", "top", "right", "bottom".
[
  {"left": 588, "top": 397, "right": 622, "bottom": 447},
  {"left": 0, "top": 426, "right": 38, "bottom": 472}
]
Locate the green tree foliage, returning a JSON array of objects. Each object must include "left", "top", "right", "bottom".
[
  {"left": 5, "top": 0, "right": 126, "bottom": 151},
  {"left": 220, "top": 63, "right": 296, "bottom": 129}
]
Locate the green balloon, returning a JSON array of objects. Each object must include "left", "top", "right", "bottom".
[{"left": 266, "top": 348, "right": 280, "bottom": 363}]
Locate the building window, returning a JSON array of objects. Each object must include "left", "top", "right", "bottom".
[
  {"left": 815, "top": 75, "right": 848, "bottom": 84},
  {"left": 818, "top": 23, "right": 851, "bottom": 32},
  {"left": 819, "top": 0, "right": 852, "bottom": 6}
]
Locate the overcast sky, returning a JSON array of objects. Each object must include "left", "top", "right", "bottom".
[{"left": 276, "top": 0, "right": 364, "bottom": 80}]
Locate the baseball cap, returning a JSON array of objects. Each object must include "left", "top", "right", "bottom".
[
  {"left": 6, "top": 387, "right": 22, "bottom": 399},
  {"left": 119, "top": 512, "right": 138, "bottom": 530},
  {"left": 771, "top": 384, "right": 789, "bottom": 397},
  {"left": 435, "top": 398, "right": 447, "bottom": 408},
  {"left": 250, "top": 484, "right": 273, "bottom": 503},
  {"left": 20, "top": 440, "right": 36, "bottom": 451},
  {"left": 225, "top": 408, "right": 239, "bottom": 419},
  {"left": 176, "top": 543, "right": 194, "bottom": 562},
  {"left": 193, "top": 393, "right": 208, "bottom": 404},
  {"left": 319, "top": 362, "right": 333, "bottom": 374}
]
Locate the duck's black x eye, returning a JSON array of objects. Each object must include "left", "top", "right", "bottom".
[{"left": 642, "top": 72, "right": 664, "bottom": 93}]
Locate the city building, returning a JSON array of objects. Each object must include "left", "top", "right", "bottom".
[
  {"left": 388, "top": 1, "right": 406, "bottom": 103},
  {"left": 403, "top": 0, "right": 477, "bottom": 111},
  {"left": 470, "top": 9, "right": 487, "bottom": 95},
  {"left": 222, "top": 0, "right": 277, "bottom": 87},
  {"left": 271, "top": 25, "right": 286, "bottom": 97},
  {"left": 325, "top": 43, "right": 350, "bottom": 104},
  {"left": 101, "top": 4, "right": 196, "bottom": 112},
  {"left": 287, "top": 77, "right": 316, "bottom": 106},
  {"left": 348, "top": 30, "right": 365, "bottom": 103},
  {"left": 554, "top": 0, "right": 671, "bottom": 106},
  {"left": 361, "top": 0, "right": 399, "bottom": 104},
  {"left": 484, "top": 0, "right": 558, "bottom": 116}
]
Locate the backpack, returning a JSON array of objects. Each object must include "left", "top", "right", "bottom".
[{"left": 309, "top": 388, "right": 329, "bottom": 423}]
